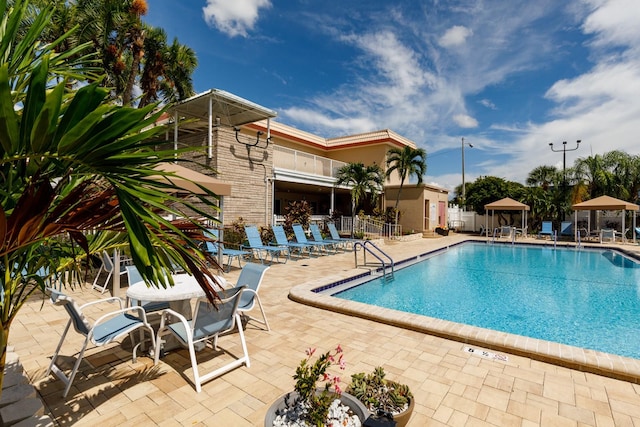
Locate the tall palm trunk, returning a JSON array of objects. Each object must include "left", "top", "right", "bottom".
[
  {"left": 122, "top": 32, "right": 144, "bottom": 106},
  {"left": 394, "top": 177, "right": 406, "bottom": 226}
]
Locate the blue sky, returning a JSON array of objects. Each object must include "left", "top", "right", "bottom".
[{"left": 146, "top": 0, "right": 640, "bottom": 195}]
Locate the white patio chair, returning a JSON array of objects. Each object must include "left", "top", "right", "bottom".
[
  {"left": 153, "top": 286, "right": 249, "bottom": 393},
  {"left": 45, "top": 289, "right": 156, "bottom": 398},
  {"left": 91, "top": 251, "right": 132, "bottom": 294}
]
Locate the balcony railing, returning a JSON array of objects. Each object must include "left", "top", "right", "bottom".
[{"left": 273, "top": 145, "right": 346, "bottom": 178}]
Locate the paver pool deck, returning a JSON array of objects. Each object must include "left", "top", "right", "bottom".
[{"left": 11, "top": 234, "right": 640, "bottom": 426}]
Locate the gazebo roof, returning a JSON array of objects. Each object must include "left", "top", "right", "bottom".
[
  {"left": 484, "top": 197, "right": 530, "bottom": 211},
  {"left": 572, "top": 195, "right": 638, "bottom": 211}
]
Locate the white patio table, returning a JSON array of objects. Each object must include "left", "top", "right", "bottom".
[{"left": 126, "top": 273, "right": 227, "bottom": 352}]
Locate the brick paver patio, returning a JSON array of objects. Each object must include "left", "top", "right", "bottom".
[{"left": 11, "top": 234, "right": 640, "bottom": 426}]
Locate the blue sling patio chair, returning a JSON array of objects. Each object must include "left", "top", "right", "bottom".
[
  {"left": 292, "top": 224, "right": 332, "bottom": 255},
  {"left": 46, "top": 288, "right": 156, "bottom": 398},
  {"left": 242, "top": 225, "right": 287, "bottom": 264},
  {"left": 327, "top": 223, "right": 361, "bottom": 248},
  {"left": 309, "top": 224, "right": 344, "bottom": 251},
  {"left": 538, "top": 221, "right": 555, "bottom": 239},
  {"left": 560, "top": 221, "right": 574, "bottom": 238},
  {"left": 271, "top": 225, "right": 313, "bottom": 259},
  {"left": 153, "top": 286, "right": 249, "bottom": 393},
  {"left": 204, "top": 229, "right": 251, "bottom": 272},
  {"left": 232, "top": 263, "right": 271, "bottom": 331}
]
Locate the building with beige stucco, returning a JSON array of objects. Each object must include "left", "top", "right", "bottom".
[{"left": 160, "top": 88, "right": 448, "bottom": 234}]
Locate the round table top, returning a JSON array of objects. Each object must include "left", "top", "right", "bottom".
[{"left": 126, "top": 273, "right": 225, "bottom": 302}]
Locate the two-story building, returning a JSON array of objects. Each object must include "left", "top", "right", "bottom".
[{"left": 161, "top": 88, "right": 448, "bottom": 233}]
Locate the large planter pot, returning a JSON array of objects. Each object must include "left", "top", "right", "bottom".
[
  {"left": 265, "top": 390, "right": 369, "bottom": 427},
  {"left": 361, "top": 395, "right": 415, "bottom": 427},
  {"left": 392, "top": 396, "right": 415, "bottom": 427}
]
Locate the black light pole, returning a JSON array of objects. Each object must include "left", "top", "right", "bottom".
[
  {"left": 549, "top": 140, "right": 581, "bottom": 222},
  {"left": 461, "top": 137, "right": 473, "bottom": 211}
]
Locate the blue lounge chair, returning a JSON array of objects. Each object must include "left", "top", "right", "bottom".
[
  {"left": 242, "top": 226, "right": 287, "bottom": 264},
  {"left": 292, "top": 224, "right": 332, "bottom": 254},
  {"left": 309, "top": 224, "right": 343, "bottom": 251},
  {"left": 560, "top": 221, "right": 573, "bottom": 238},
  {"left": 327, "top": 223, "right": 361, "bottom": 248},
  {"left": 538, "top": 221, "right": 555, "bottom": 239},
  {"left": 272, "top": 225, "right": 313, "bottom": 259},
  {"left": 204, "top": 229, "right": 251, "bottom": 272}
]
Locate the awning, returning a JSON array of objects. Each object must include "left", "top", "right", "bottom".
[
  {"left": 484, "top": 197, "right": 531, "bottom": 211},
  {"left": 572, "top": 195, "right": 639, "bottom": 211},
  {"left": 167, "top": 88, "right": 277, "bottom": 128},
  {"left": 572, "top": 195, "right": 637, "bottom": 243},
  {"left": 153, "top": 162, "right": 231, "bottom": 196},
  {"left": 484, "top": 197, "right": 530, "bottom": 238}
]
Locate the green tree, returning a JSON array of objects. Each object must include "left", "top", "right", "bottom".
[
  {"left": 138, "top": 26, "right": 197, "bottom": 108},
  {"left": 526, "top": 165, "right": 559, "bottom": 191},
  {"left": 335, "top": 163, "right": 384, "bottom": 237},
  {"left": 46, "top": 0, "right": 196, "bottom": 106},
  {"left": 385, "top": 146, "right": 427, "bottom": 225},
  {"left": 465, "top": 176, "right": 524, "bottom": 216},
  {"left": 0, "top": 0, "right": 221, "bottom": 397}
]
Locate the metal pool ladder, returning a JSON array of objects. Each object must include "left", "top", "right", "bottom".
[{"left": 354, "top": 241, "right": 394, "bottom": 280}]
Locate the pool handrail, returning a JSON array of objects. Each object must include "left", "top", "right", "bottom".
[{"left": 354, "top": 241, "right": 394, "bottom": 280}]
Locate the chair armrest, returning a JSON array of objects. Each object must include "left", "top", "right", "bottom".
[
  {"left": 80, "top": 296, "right": 124, "bottom": 310},
  {"left": 92, "top": 305, "right": 151, "bottom": 328}
]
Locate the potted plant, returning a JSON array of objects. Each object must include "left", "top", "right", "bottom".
[
  {"left": 346, "top": 367, "right": 414, "bottom": 427},
  {"left": 435, "top": 226, "right": 449, "bottom": 236},
  {"left": 265, "top": 345, "right": 369, "bottom": 426}
]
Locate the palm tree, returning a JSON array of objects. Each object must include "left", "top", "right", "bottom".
[
  {"left": 60, "top": 0, "right": 195, "bottom": 106},
  {"left": 335, "top": 163, "right": 384, "bottom": 237},
  {"left": 526, "top": 165, "right": 558, "bottom": 191},
  {"left": 385, "top": 146, "right": 427, "bottom": 225},
  {"left": 0, "top": 0, "right": 221, "bottom": 397},
  {"left": 138, "top": 27, "right": 197, "bottom": 108}
]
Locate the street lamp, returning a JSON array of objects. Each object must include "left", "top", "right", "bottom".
[
  {"left": 461, "top": 137, "right": 473, "bottom": 211},
  {"left": 549, "top": 139, "right": 581, "bottom": 221}
]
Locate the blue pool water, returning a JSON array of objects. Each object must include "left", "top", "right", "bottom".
[{"left": 334, "top": 243, "right": 640, "bottom": 359}]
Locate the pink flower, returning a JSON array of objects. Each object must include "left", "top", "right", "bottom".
[
  {"left": 335, "top": 344, "right": 343, "bottom": 353},
  {"left": 305, "top": 347, "right": 316, "bottom": 357},
  {"left": 334, "top": 384, "right": 342, "bottom": 395}
]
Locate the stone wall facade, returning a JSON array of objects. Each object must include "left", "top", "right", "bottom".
[{"left": 171, "top": 127, "right": 273, "bottom": 228}]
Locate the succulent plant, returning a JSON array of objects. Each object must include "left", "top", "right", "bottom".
[{"left": 346, "top": 367, "right": 413, "bottom": 415}]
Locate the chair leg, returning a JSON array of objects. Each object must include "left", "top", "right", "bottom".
[
  {"left": 187, "top": 339, "right": 202, "bottom": 393},
  {"left": 93, "top": 271, "right": 113, "bottom": 294},
  {"left": 47, "top": 321, "right": 91, "bottom": 399},
  {"left": 91, "top": 265, "right": 106, "bottom": 291},
  {"left": 46, "top": 321, "right": 72, "bottom": 377},
  {"left": 242, "top": 295, "right": 270, "bottom": 331}
]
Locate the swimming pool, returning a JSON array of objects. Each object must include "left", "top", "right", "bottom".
[{"left": 332, "top": 243, "right": 640, "bottom": 360}]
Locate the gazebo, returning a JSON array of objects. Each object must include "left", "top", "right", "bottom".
[
  {"left": 571, "top": 195, "right": 638, "bottom": 243},
  {"left": 484, "top": 197, "right": 530, "bottom": 237}
]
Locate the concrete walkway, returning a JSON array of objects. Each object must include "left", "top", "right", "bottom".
[{"left": 11, "top": 234, "right": 640, "bottom": 426}]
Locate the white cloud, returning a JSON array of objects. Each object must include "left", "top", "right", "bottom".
[
  {"left": 438, "top": 26, "right": 473, "bottom": 48},
  {"left": 202, "top": 0, "right": 271, "bottom": 37},
  {"left": 582, "top": 0, "right": 640, "bottom": 51},
  {"left": 479, "top": 99, "right": 496, "bottom": 110},
  {"left": 453, "top": 114, "right": 478, "bottom": 128}
]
